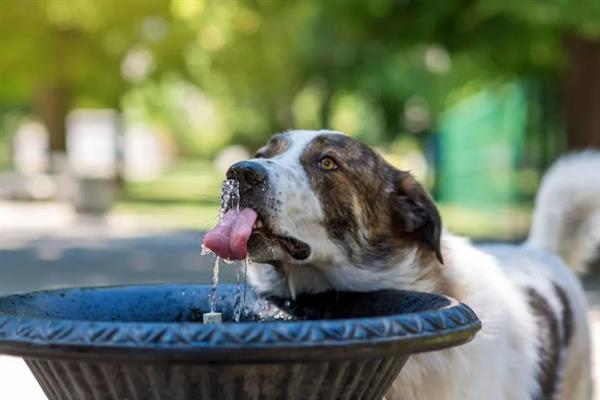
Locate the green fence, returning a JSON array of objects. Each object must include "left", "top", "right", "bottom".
[{"left": 437, "top": 83, "right": 527, "bottom": 209}]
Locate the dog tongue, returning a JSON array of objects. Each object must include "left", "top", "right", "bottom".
[{"left": 203, "top": 208, "right": 258, "bottom": 260}]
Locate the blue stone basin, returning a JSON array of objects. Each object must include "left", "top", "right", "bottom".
[{"left": 0, "top": 284, "right": 480, "bottom": 400}]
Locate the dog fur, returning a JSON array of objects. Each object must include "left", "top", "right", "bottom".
[{"left": 237, "top": 130, "right": 596, "bottom": 400}]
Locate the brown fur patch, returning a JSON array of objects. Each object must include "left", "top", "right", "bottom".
[
  {"left": 299, "top": 133, "right": 443, "bottom": 275},
  {"left": 255, "top": 133, "right": 290, "bottom": 158},
  {"left": 300, "top": 134, "right": 396, "bottom": 260},
  {"left": 527, "top": 287, "right": 561, "bottom": 400},
  {"left": 552, "top": 283, "right": 573, "bottom": 347},
  {"left": 391, "top": 173, "right": 443, "bottom": 263}
]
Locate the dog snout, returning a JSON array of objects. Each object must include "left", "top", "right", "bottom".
[{"left": 227, "top": 161, "right": 268, "bottom": 190}]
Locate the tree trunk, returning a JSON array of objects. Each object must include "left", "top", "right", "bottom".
[
  {"left": 35, "top": 85, "right": 69, "bottom": 172},
  {"left": 380, "top": 96, "right": 401, "bottom": 140},
  {"left": 564, "top": 34, "right": 600, "bottom": 150},
  {"left": 319, "top": 86, "right": 333, "bottom": 129}
]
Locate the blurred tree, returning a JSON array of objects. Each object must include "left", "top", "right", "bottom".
[
  {"left": 1, "top": 0, "right": 599, "bottom": 164},
  {"left": 187, "top": 0, "right": 600, "bottom": 149},
  {"left": 0, "top": 0, "right": 191, "bottom": 167}
]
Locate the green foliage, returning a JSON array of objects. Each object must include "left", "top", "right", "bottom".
[
  {"left": 0, "top": 0, "right": 186, "bottom": 107},
  {"left": 1, "top": 0, "right": 599, "bottom": 156}
]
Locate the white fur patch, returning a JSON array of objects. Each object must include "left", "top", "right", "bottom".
[{"left": 526, "top": 151, "right": 600, "bottom": 273}]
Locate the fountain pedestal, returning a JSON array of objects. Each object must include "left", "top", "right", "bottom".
[{"left": 0, "top": 284, "right": 480, "bottom": 400}]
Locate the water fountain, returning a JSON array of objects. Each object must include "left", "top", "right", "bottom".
[{"left": 0, "top": 284, "right": 479, "bottom": 399}]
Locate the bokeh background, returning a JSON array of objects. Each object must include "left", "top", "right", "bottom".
[{"left": 0, "top": 0, "right": 599, "bottom": 397}]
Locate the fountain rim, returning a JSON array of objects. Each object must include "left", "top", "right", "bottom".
[{"left": 0, "top": 284, "right": 481, "bottom": 362}]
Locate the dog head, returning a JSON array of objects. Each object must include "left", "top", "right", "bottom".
[{"left": 227, "top": 130, "right": 443, "bottom": 297}]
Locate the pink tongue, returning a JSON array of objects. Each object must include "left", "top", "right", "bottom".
[{"left": 203, "top": 208, "right": 258, "bottom": 260}]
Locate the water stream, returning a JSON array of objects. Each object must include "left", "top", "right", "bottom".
[
  {"left": 209, "top": 255, "right": 220, "bottom": 313},
  {"left": 204, "top": 179, "right": 245, "bottom": 318},
  {"left": 243, "top": 257, "right": 251, "bottom": 302},
  {"left": 233, "top": 271, "right": 242, "bottom": 322},
  {"left": 220, "top": 179, "right": 240, "bottom": 216}
]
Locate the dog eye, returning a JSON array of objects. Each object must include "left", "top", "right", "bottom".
[{"left": 318, "top": 157, "right": 338, "bottom": 171}]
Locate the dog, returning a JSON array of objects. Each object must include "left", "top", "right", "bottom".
[{"left": 205, "top": 130, "right": 598, "bottom": 400}]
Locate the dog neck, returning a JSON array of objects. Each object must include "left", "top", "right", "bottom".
[{"left": 249, "top": 239, "right": 453, "bottom": 299}]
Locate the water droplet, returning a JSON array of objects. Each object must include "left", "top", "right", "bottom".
[{"left": 200, "top": 244, "right": 212, "bottom": 255}]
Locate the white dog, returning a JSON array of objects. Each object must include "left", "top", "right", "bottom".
[{"left": 205, "top": 130, "right": 598, "bottom": 400}]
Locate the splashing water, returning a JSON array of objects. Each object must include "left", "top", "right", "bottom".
[
  {"left": 254, "top": 299, "right": 294, "bottom": 322},
  {"left": 220, "top": 179, "right": 240, "bottom": 218}
]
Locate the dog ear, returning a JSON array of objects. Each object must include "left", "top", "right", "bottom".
[{"left": 390, "top": 173, "right": 443, "bottom": 264}]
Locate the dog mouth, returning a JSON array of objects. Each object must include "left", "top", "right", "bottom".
[
  {"left": 203, "top": 205, "right": 311, "bottom": 262},
  {"left": 249, "top": 214, "right": 311, "bottom": 261}
]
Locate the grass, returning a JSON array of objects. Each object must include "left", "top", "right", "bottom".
[
  {"left": 438, "top": 203, "right": 532, "bottom": 241},
  {"left": 116, "top": 158, "right": 222, "bottom": 230},
  {"left": 122, "top": 158, "right": 222, "bottom": 204},
  {"left": 116, "top": 158, "right": 533, "bottom": 239}
]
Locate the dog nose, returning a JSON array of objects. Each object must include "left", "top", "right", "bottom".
[{"left": 226, "top": 161, "right": 267, "bottom": 188}]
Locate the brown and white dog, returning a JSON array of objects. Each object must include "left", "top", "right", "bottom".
[{"left": 208, "top": 130, "right": 598, "bottom": 400}]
